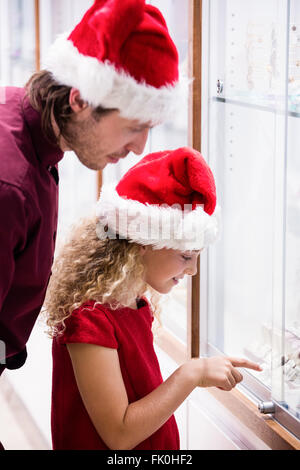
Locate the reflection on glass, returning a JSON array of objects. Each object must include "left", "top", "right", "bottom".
[{"left": 207, "top": 0, "right": 300, "bottom": 421}]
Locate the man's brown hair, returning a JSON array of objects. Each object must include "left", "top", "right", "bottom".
[{"left": 26, "top": 70, "right": 115, "bottom": 146}]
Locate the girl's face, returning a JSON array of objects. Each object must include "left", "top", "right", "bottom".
[{"left": 140, "top": 246, "right": 201, "bottom": 294}]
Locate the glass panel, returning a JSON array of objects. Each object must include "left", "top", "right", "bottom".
[
  {"left": 206, "top": 0, "right": 300, "bottom": 432},
  {"left": 283, "top": 119, "right": 300, "bottom": 420},
  {"left": 206, "top": 0, "right": 286, "bottom": 386},
  {"left": 103, "top": 0, "right": 189, "bottom": 343},
  {"left": 282, "top": 0, "right": 300, "bottom": 421}
]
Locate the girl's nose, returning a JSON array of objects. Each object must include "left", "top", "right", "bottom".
[
  {"left": 184, "top": 258, "right": 198, "bottom": 277},
  {"left": 126, "top": 128, "right": 150, "bottom": 155}
]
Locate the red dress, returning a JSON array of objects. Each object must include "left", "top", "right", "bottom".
[{"left": 51, "top": 297, "right": 180, "bottom": 450}]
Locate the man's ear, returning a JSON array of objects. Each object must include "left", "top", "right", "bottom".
[{"left": 69, "top": 88, "right": 88, "bottom": 113}]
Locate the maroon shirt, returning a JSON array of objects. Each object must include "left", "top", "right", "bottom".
[
  {"left": 0, "top": 87, "right": 64, "bottom": 373},
  {"left": 52, "top": 298, "right": 180, "bottom": 450}
]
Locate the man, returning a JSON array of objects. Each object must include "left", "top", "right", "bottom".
[{"left": 0, "top": 0, "right": 180, "bottom": 393}]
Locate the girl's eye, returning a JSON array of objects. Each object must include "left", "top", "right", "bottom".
[
  {"left": 131, "top": 127, "right": 144, "bottom": 133},
  {"left": 182, "top": 255, "right": 192, "bottom": 261}
]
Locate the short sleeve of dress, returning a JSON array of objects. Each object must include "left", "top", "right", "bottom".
[{"left": 58, "top": 302, "right": 118, "bottom": 349}]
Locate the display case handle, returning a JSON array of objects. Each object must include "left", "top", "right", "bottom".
[{"left": 258, "top": 401, "right": 276, "bottom": 414}]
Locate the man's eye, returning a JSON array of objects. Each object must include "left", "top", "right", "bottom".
[{"left": 182, "top": 256, "right": 192, "bottom": 261}]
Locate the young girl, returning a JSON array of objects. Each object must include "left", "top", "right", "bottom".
[{"left": 45, "top": 147, "right": 261, "bottom": 450}]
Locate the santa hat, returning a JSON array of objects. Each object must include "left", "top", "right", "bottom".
[
  {"left": 44, "top": 0, "right": 181, "bottom": 125},
  {"left": 96, "top": 147, "right": 220, "bottom": 251}
]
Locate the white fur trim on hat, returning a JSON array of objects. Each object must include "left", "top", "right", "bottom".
[
  {"left": 95, "top": 185, "right": 220, "bottom": 251},
  {"left": 44, "top": 33, "right": 184, "bottom": 125}
]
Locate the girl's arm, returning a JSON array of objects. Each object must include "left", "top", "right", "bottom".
[{"left": 67, "top": 343, "right": 261, "bottom": 450}]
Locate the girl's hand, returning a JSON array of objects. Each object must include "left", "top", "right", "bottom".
[{"left": 186, "top": 356, "right": 262, "bottom": 391}]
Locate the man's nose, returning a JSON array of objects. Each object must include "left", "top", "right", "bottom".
[{"left": 126, "top": 128, "right": 150, "bottom": 155}]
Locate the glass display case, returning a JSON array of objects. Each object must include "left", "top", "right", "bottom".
[{"left": 201, "top": 0, "right": 300, "bottom": 438}]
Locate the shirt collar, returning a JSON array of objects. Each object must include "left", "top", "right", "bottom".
[{"left": 21, "top": 90, "right": 64, "bottom": 168}]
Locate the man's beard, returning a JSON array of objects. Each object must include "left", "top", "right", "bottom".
[
  {"left": 108, "top": 151, "right": 129, "bottom": 160},
  {"left": 61, "top": 116, "right": 129, "bottom": 170},
  {"left": 61, "top": 118, "right": 103, "bottom": 170}
]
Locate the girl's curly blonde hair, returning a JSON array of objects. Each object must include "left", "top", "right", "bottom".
[{"left": 44, "top": 216, "right": 161, "bottom": 338}]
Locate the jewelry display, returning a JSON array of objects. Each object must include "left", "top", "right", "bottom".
[
  {"left": 225, "top": 13, "right": 300, "bottom": 113},
  {"left": 244, "top": 323, "right": 300, "bottom": 417},
  {"left": 245, "top": 22, "right": 277, "bottom": 93}
]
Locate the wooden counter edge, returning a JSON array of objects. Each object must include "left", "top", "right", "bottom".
[{"left": 209, "top": 386, "right": 300, "bottom": 450}]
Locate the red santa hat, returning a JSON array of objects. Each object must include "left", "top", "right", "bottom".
[
  {"left": 96, "top": 147, "right": 220, "bottom": 251},
  {"left": 44, "top": 0, "right": 181, "bottom": 125}
]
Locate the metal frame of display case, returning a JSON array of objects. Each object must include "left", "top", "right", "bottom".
[{"left": 188, "top": 0, "right": 202, "bottom": 361}]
